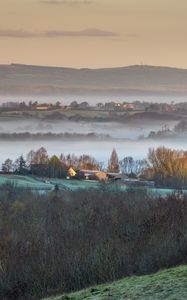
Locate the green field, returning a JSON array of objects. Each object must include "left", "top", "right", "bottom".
[
  {"left": 0, "top": 174, "right": 53, "bottom": 190},
  {"left": 43, "top": 265, "right": 187, "bottom": 300},
  {"left": 0, "top": 108, "right": 144, "bottom": 121},
  {"left": 0, "top": 175, "right": 100, "bottom": 191},
  {"left": 0, "top": 174, "right": 187, "bottom": 197}
]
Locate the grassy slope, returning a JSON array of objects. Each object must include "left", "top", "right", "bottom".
[
  {"left": 1, "top": 175, "right": 187, "bottom": 196},
  {"left": 44, "top": 265, "right": 187, "bottom": 300},
  {"left": 0, "top": 175, "right": 100, "bottom": 191},
  {"left": 0, "top": 175, "right": 53, "bottom": 190}
]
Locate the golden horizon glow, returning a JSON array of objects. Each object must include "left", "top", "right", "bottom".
[{"left": 0, "top": 0, "right": 187, "bottom": 68}]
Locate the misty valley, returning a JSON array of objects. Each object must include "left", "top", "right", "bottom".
[
  {"left": 2, "top": 0, "right": 187, "bottom": 298},
  {"left": 0, "top": 115, "right": 184, "bottom": 165},
  {"left": 1, "top": 73, "right": 187, "bottom": 299},
  {"left": 0, "top": 0, "right": 187, "bottom": 300},
  {"left": 1, "top": 65, "right": 187, "bottom": 300}
]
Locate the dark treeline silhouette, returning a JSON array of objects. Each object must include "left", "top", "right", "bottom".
[
  {"left": 146, "top": 120, "right": 187, "bottom": 140},
  {"left": 0, "top": 132, "right": 111, "bottom": 141},
  {"left": 0, "top": 186, "right": 187, "bottom": 299}
]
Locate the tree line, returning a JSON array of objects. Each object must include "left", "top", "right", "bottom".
[
  {"left": 1, "top": 148, "right": 146, "bottom": 178},
  {"left": 2, "top": 146, "right": 187, "bottom": 188},
  {"left": 0, "top": 132, "right": 110, "bottom": 141},
  {"left": 1, "top": 148, "right": 102, "bottom": 178}
]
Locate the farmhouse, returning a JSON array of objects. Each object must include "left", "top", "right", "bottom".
[
  {"left": 67, "top": 168, "right": 155, "bottom": 187},
  {"left": 75, "top": 170, "right": 129, "bottom": 182},
  {"left": 122, "top": 103, "right": 135, "bottom": 110},
  {"left": 68, "top": 167, "right": 76, "bottom": 177},
  {"left": 77, "top": 170, "right": 108, "bottom": 181},
  {"left": 36, "top": 104, "right": 50, "bottom": 111}
]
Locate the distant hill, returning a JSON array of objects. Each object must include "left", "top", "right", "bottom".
[
  {"left": 1, "top": 64, "right": 187, "bottom": 98},
  {"left": 43, "top": 265, "right": 187, "bottom": 300}
]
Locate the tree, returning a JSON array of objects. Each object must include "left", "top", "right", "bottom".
[
  {"left": 26, "top": 150, "right": 36, "bottom": 167},
  {"left": 79, "top": 102, "right": 89, "bottom": 109},
  {"left": 29, "top": 147, "right": 49, "bottom": 176},
  {"left": 19, "top": 101, "right": 26, "bottom": 110},
  {"left": 147, "top": 147, "right": 187, "bottom": 188},
  {"left": 32, "top": 147, "right": 49, "bottom": 164},
  {"left": 108, "top": 149, "right": 120, "bottom": 173},
  {"left": 48, "top": 155, "right": 64, "bottom": 178},
  {"left": 70, "top": 101, "right": 79, "bottom": 108},
  {"left": 55, "top": 101, "right": 61, "bottom": 109},
  {"left": 78, "top": 154, "right": 100, "bottom": 170},
  {"left": 174, "top": 120, "right": 187, "bottom": 133},
  {"left": 97, "top": 102, "right": 104, "bottom": 109},
  {"left": 120, "top": 156, "right": 134, "bottom": 174},
  {"left": 14, "top": 155, "right": 28, "bottom": 175},
  {"left": 120, "top": 157, "right": 148, "bottom": 177},
  {"left": 2, "top": 158, "right": 13, "bottom": 173}
]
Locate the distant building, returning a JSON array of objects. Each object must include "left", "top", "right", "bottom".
[
  {"left": 76, "top": 170, "right": 129, "bottom": 182},
  {"left": 36, "top": 104, "right": 50, "bottom": 111},
  {"left": 122, "top": 103, "right": 135, "bottom": 110},
  {"left": 77, "top": 170, "right": 108, "bottom": 181},
  {"left": 68, "top": 167, "right": 76, "bottom": 178}
]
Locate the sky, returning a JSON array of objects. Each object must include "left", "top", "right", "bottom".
[{"left": 0, "top": 0, "right": 187, "bottom": 68}]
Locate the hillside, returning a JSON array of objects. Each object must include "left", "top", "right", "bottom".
[
  {"left": 44, "top": 265, "right": 187, "bottom": 300},
  {"left": 1, "top": 64, "right": 187, "bottom": 97}
]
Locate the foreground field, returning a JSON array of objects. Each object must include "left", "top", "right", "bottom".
[{"left": 44, "top": 265, "right": 187, "bottom": 300}]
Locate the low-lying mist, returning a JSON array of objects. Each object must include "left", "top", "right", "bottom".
[
  {"left": 0, "top": 118, "right": 177, "bottom": 139},
  {"left": 0, "top": 116, "right": 185, "bottom": 166}
]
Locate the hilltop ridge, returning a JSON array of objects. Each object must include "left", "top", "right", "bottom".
[
  {"left": 6, "top": 63, "right": 187, "bottom": 71},
  {"left": 1, "top": 64, "right": 187, "bottom": 98}
]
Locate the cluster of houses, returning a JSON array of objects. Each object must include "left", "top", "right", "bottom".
[
  {"left": 0, "top": 100, "right": 177, "bottom": 114},
  {"left": 35, "top": 101, "right": 139, "bottom": 112},
  {"left": 68, "top": 168, "right": 155, "bottom": 188}
]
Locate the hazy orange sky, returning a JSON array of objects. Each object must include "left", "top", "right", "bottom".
[{"left": 0, "top": 0, "right": 187, "bottom": 68}]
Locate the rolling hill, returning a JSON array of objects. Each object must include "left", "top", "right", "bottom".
[
  {"left": 43, "top": 265, "right": 187, "bottom": 300},
  {"left": 1, "top": 64, "right": 187, "bottom": 98}
]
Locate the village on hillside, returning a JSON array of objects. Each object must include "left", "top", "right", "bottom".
[{"left": 0, "top": 99, "right": 184, "bottom": 113}]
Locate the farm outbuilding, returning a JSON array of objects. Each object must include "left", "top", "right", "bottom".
[
  {"left": 77, "top": 170, "right": 108, "bottom": 182},
  {"left": 68, "top": 167, "right": 76, "bottom": 177}
]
